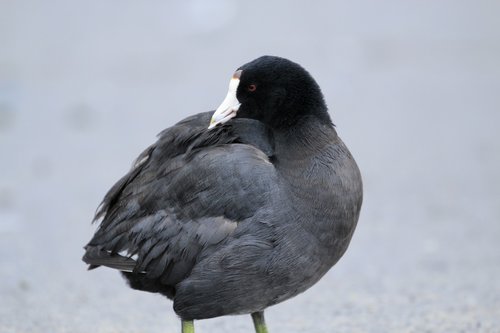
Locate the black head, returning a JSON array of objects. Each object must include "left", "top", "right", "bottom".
[
  {"left": 236, "top": 56, "right": 330, "bottom": 129},
  {"left": 209, "top": 56, "right": 331, "bottom": 131}
]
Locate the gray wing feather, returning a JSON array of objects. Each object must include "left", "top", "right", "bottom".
[{"left": 84, "top": 112, "right": 276, "bottom": 289}]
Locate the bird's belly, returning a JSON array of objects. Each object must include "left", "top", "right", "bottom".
[{"left": 173, "top": 226, "right": 341, "bottom": 320}]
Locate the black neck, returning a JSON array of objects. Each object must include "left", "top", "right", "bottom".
[{"left": 273, "top": 113, "right": 337, "bottom": 162}]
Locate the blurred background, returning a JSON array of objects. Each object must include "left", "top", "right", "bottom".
[{"left": 1, "top": 1, "right": 499, "bottom": 332}]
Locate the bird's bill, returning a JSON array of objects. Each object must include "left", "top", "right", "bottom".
[{"left": 209, "top": 70, "right": 242, "bottom": 129}]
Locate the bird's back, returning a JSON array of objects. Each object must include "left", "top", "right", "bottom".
[{"left": 84, "top": 112, "right": 279, "bottom": 303}]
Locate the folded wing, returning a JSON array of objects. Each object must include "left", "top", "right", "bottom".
[{"left": 83, "top": 112, "right": 277, "bottom": 295}]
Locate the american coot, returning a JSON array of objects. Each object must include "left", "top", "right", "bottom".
[{"left": 83, "top": 56, "right": 363, "bottom": 333}]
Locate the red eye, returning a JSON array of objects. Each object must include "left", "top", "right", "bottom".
[{"left": 247, "top": 84, "right": 257, "bottom": 92}]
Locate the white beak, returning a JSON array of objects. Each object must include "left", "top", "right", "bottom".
[{"left": 209, "top": 70, "right": 242, "bottom": 129}]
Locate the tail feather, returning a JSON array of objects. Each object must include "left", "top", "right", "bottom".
[{"left": 83, "top": 247, "right": 137, "bottom": 272}]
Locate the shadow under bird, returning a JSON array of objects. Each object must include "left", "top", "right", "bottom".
[{"left": 83, "top": 56, "right": 363, "bottom": 333}]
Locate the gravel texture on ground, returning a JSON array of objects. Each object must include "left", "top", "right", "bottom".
[{"left": 1, "top": 1, "right": 499, "bottom": 332}]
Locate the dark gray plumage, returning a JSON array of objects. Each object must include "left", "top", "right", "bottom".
[{"left": 83, "top": 56, "right": 362, "bottom": 327}]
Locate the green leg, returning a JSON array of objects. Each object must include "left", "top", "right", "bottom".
[
  {"left": 251, "top": 311, "right": 269, "bottom": 333},
  {"left": 182, "top": 319, "right": 194, "bottom": 333}
]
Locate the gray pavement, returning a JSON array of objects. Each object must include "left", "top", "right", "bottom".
[{"left": 1, "top": 1, "right": 499, "bottom": 332}]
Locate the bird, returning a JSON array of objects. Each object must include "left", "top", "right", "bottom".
[{"left": 83, "top": 55, "right": 363, "bottom": 333}]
